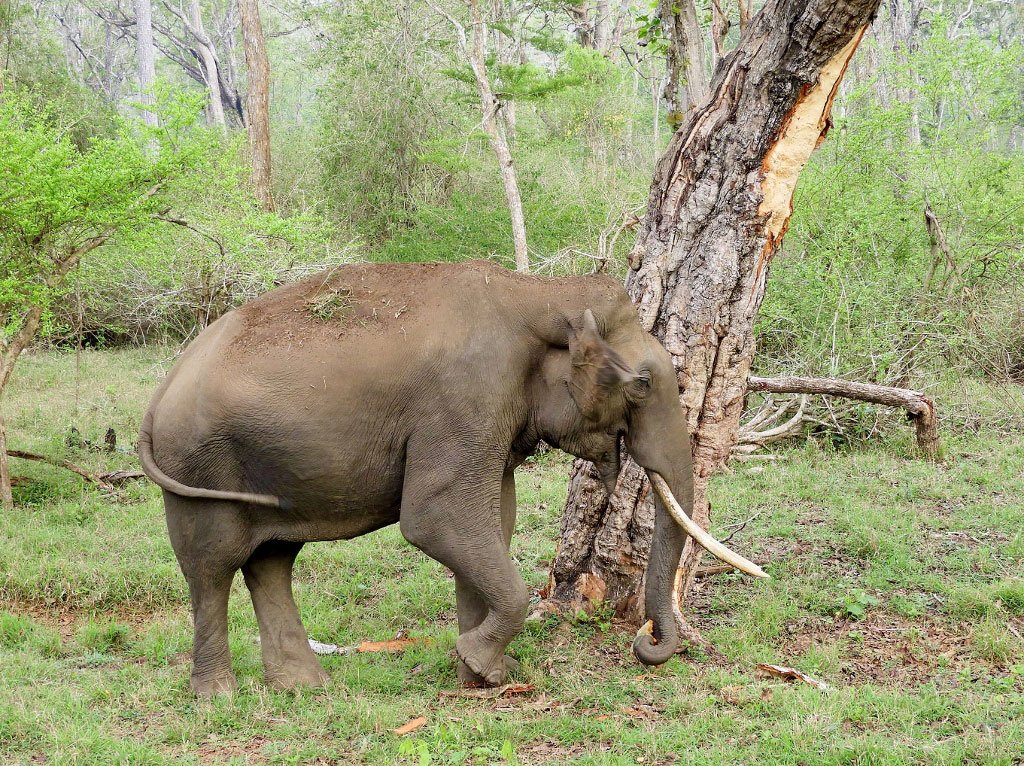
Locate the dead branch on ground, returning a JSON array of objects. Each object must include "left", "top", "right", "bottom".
[{"left": 740, "top": 375, "right": 940, "bottom": 461}]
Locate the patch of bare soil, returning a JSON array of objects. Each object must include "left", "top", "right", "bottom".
[
  {"left": 2, "top": 599, "right": 185, "bottom": 644},
  {"left": 196, "top": 735, "right": 271, "bottom": 763},
  {"left": 780, "top": 613, "right": 982, "bottom": 687}
]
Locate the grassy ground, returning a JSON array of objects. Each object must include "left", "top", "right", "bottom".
[{"left": 1, "top": 347, "right": 1023, "bottom": 765}]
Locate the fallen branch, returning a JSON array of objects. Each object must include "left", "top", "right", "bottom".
[
  {"left": 99, "top": 469, "right": 147, "bottom": 485},
  {"left": 7, "top": 450, "right": 114, "bottom": 491},
  {"left": 746, "top": 376, "right": 940, "bottom": 461}
]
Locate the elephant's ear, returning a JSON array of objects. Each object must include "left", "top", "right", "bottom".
[{"left": 568, "top": 309, "right": 638, "bottom": 420}]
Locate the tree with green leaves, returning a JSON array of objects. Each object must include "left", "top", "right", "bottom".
[{"left": 0, "top": 84, "right": 321, "bottom": 507}]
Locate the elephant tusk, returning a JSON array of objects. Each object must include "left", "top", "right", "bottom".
[{"left": 648, "top": 472, "right": 770, "bottom": 579}]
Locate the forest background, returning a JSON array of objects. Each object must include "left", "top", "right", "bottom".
[{"left": 2, "top": 0, "right": 1021, "bottom": 396}]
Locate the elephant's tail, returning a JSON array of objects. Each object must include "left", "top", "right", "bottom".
[{"left": 138, "top": 408, "right": 286, "bottom": 509}]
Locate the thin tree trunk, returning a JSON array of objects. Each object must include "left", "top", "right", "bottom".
[
  {"left": 429, "top": 0, "right": 529, "bottom": 272},
  {"left": 0, "top": 401, "right": 12, "bottom": 508},
  {"left": 136, "top": 0, "right": 158, "bottom": 128},
  {"left": 135, "top": 0, "right": 158, "bottom": 159},
  {"left": 566, "top": 3, "right": 594, "bottom": 48},
  {"left": 608, "top": 0, "right": 632, "bottom": 57},
  {"left": 237, "top": 0, "right": 275, "bottom": 211},
  {"left": 180, "top": 0, "right": 227, "bottom": 132},
  {"left": 658, "top": 0, "right": 709, "bottom": 123},
  {"left": 710, "top": 0, "right": 731, "bottom": 62},
  {"left": 595, "top": 0, "right": 611, "bottom": 53},
  {"left": 546, "top": 0, "right": 880, "bottom": 638}
]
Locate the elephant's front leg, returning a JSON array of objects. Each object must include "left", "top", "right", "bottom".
[
  {"left": 401, "top": 462, "right": 529, "bottom": 687},
  {"left": 455, "top": 470, "right": 520, "bottom": 685}
]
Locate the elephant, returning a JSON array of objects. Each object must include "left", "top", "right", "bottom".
[{"left": 139, "top": 260, "right": 764, "bottom": 697}]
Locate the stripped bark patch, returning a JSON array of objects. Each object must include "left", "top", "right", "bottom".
[{"left": 758, "top": 25, "right": 870, "bottom": 242}]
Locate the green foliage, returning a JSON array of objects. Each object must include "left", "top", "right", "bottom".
[
  {"left": 842, "top": 590, "right": 881, "bottom": 620},
  {"left": 758, "top": 11, "right": 1024, "bottom": 389},
  {"left": 0, "top": 85, "right": 196, "bottom": 341},
  {"left": 0, "top": 80, "right": 336, "bottom": 345}
]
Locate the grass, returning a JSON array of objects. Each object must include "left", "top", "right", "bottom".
[{"left": 1, "top": 347, "right": 1023, "bottom": 764}]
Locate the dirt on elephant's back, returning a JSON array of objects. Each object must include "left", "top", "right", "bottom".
[{"left": 227, "top": 261, "right": 475, "bottom": 357}]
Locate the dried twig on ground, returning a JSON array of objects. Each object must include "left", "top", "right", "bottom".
[{"left": 6, "top": 450, "right": 114, "bottom": 491}]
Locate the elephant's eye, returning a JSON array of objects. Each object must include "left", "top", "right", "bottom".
[{"left": 625, "top": 368, "right": 652, "bottom": 404}]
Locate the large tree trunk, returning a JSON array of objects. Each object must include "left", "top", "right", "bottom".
[
  {"left": 237, "top": 0, "right": 275, "bottom": 212},
  {"left": 545, "top": 0, "right": 881, "bottom": 636}
]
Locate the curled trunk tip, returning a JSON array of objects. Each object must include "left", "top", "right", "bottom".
[{"left": 632, "top": 619, "right": 677, "bottom": 666}]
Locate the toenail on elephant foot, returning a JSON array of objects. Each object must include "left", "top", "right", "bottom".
[
  {"left": 191, "top": 672, "right": 239, "bottom": 698},
  {"left": 266, "top": 662, "right": 329, "bottom": 691},
  {"left": 455, "top": 634, "right": 515, "bottom": 686},
  {"left": 457, "top": 655, "right": 519, "bottom": 686}
]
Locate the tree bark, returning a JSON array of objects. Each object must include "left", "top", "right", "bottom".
[
  {"left": 0, "top": 403, "right": 12, "bottom": 508},
  {"left": 237, "top": 0, "right": 275, "bottom": 211},
  {"left": 135, "top": 0, "right": 158, "bottom": 128},
  {"left": 546, "top": 0, "right": 881, "bottom": 634},
  {"left": 747, "top": 376, "right": 940, "bottom": 460},
  {"left": 163, "top": 0, "right": 227, "bottom": 132},
  {"left": 594, "top": 0, "right": 611, "bottom": 53}
]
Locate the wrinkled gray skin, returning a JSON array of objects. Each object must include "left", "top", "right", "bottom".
[{"left": 140, "top": 261, "right": 694, "bottom": 696}]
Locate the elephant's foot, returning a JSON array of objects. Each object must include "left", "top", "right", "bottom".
[
  {"left": 191, "top": 671, "right": 239, "bottom": 698},
  {"left": 265, "top": 658, "right": 329, "bottom": 692},
  {"left": 455, "top": 633, "right": 515, "bottom": 686},
  {"left": 457, "top": 655, "right": 519, "bottom": 687}
]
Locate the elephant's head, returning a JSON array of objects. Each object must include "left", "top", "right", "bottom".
[{"left": 534, "top": 308, "right": 766, "bottom": 666}]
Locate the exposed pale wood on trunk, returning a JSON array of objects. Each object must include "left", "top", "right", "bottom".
[
  {"left": 238, "top": 0, "right": 275, "bottom": 211},
  {"left": 747, "top": 375, "right": 940, "bottom": 460},
  {"left": 546, "top": 0, "right": 881, "bottom": 640}
]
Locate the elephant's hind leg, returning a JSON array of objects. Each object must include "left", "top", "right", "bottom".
[
  {"left": 164, "top": 494, "right": 252, "bottom": 697},
  {"left": 242, "top": 541, "right": 328, "bottom": 690}
]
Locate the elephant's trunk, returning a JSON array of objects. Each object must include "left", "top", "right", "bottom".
[
  {"left": 632, "top": 471, "right": 688, "bottom": 665},
  {"left": 632, "top": 471, "right": 768, "bottom": 666}
]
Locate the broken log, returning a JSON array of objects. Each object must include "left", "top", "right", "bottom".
[{"left": 746, "top": 376, "right": 940, "bottom": 461}]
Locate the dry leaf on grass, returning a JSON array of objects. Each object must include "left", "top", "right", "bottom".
[
  {"left": 393, "top": 717, "right": 427, "bottom": 736},
  {"left": 755, "top": 663, "right": 828, "bottom": 689},
  {"left": 439, "top": 683, "right": 536, "bottom": 700},
  {"left": 357, "top": 637, "right": 428, "bottom": 653},
  {"left": 308, "top": 636, "right": 429, "bottom": 656}
]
